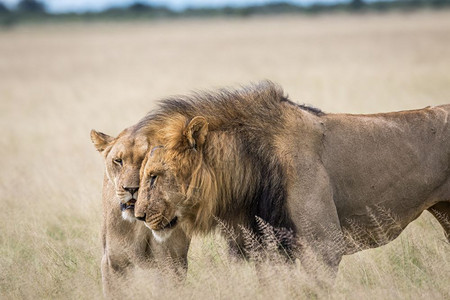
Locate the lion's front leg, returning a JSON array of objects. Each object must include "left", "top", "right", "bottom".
[
  {"left": 288, "top": 162, "right": 345, "bottom": 283},
  {"left": 151, "top": 227, "right": 191, "bottom": 281}
]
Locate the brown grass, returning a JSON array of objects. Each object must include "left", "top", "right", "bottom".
[{"left": 1, "top": 11, "right": 450, "bottom": 299}]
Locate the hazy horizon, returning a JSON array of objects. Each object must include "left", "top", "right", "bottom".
[{"left": 1, "top": 0, "right": 347, "bottom": 13}]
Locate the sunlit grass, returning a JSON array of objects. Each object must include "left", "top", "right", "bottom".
[{"left": 1, "top": 11, "right": 450, "bottom": 299}]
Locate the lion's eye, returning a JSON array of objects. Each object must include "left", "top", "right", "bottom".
[
  {"left": 113, "top": 158, "right": 123, "bottom": 166},
  {"left": 150, "top": 175, "right": 157, "bottom": 188}
]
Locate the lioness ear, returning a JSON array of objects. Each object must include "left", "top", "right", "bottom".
[
  {"left": 90, "top": 129, "right": 114, "bottom": 152},
  {"left": 184, "top": 116, "right": 208, "bottom": 150}
]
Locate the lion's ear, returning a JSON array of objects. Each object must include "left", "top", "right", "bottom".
[
  {"left": 184, "top": 116, "right": 208, "bottom": 150},
  {"left": 90, "top": 129, "right": 114, "bottom": 152}
]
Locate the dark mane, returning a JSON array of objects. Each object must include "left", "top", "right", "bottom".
[
  {"left": 137, "top": 81, "right": 322, "bottom": 253},
  {"left": 281, "top": 96, "right": 324, "bottom": 116},
  {"left": 134, "top": 81, "right": 324, "bottom": 133}
]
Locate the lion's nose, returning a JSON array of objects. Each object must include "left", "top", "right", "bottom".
[
  {"left": 123, "top": 186, "right": 139, "bottom": 195},
  {"left": 136, "top": 213, "right": 146, "bottom": 222}
]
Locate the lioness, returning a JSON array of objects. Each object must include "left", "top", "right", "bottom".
[
  {"left": 91, "top": 126, "right": 190, "bottom": 298},
  {"left": 134, "top": 81, "right": 450, "bottom": 279}
]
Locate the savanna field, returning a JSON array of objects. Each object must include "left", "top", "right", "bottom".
[{"left": 1, "top": 11, "right": 450, "bottom": 299}]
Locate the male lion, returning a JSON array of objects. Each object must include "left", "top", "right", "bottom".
[
  {"left": 90, "top": 125, "right": 190, "bottom": 298},
  {"left": 134, "top": 81, "right": 450, "bottom": 279}
]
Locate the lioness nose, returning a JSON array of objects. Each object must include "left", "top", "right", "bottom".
[{"left": 123, "top": 186, "right": 139, "bottom": 195}]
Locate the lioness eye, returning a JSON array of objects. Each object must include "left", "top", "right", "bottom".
[
  {"left": 113, "top": 158, "right": 123, "bottom": 166},
  {"left": 150, "top": 175, "right": 157, "bottom": 188}
]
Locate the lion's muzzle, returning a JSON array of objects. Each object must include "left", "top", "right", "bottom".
[{"left": 136, "top": 211, "right": 178, "bottom": 231}]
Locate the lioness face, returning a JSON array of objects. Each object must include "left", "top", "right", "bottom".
[
  {"left": 135, "top": 148, "right": 184, "bottom": 241},
  {"left": 91, "top": 129, "right": 149, "bottom": 222}
]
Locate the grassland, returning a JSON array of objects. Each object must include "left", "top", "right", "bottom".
[{"left": 1, "top": 11, "right": 450, "bottom": 299}]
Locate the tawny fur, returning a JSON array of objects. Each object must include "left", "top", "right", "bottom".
[
  {"left": 91, "top": 126, "right": 190, "bottom": 298},
  {"left": 134, "top": 81, "right": 450, "bottom": 279}
]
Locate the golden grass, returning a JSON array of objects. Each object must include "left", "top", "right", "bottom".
[{"left": 1, "top": 11, "right": 450, "bottom": 299}]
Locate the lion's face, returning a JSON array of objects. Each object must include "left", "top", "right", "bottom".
[
  {"left": 135, "top": 116, "right": 209, "bottom": 241},
  {"left": 91, "top": 128, "right": 149, "bottom": 222},
  {"left": 135, "top": 148, "right": 185, "bottom": 241}
]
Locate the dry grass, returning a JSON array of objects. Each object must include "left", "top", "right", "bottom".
[{"left": 1, "top": 11, "right": 450, "bottom": 299}]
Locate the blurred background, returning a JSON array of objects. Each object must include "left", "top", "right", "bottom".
[{"left": 1, "top": 0, "right": 450, "bottom": 298}]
